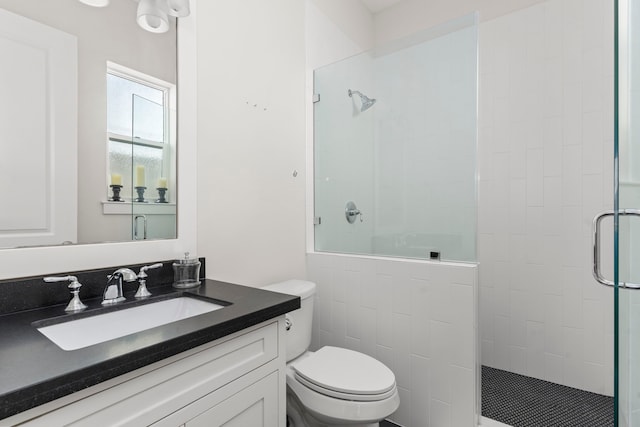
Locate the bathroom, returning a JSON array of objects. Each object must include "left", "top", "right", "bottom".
[{"left": 0, "top": 0, "right": 635, "bottom": 426}]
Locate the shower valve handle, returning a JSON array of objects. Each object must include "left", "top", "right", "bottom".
[
  {"left": 345, "top": 201, "right": 363, "bottom": 224},
  {"left": 347, "top": 209, "right": 363, "bottom": 222}
]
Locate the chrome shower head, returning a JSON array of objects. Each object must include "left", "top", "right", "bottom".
[{"left": 348, "top": 89, "right": 376, "bottom": 112}]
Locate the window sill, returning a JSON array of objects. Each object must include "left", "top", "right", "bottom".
[{"left": 102, "top": 201, "right": 177, "bottom": 215}]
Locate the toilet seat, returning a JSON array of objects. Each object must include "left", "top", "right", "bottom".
[
  {"left": 291, "top": 346, "right": 396, "bottom": 402},
  {"left": 286, "top": 359, "right": 400, "bottom": 426},
  {"left": 294, "top": 373, "right": 398, "bottom": 402}
]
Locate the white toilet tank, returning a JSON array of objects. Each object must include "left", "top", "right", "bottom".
[{"left": 263, "top": 280, "right": 316, "bottom": 362}]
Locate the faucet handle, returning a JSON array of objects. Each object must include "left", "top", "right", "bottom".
[
  {"left": 43, "top": 276, "right": 87, "bottom": 313},
  {"left": 44, "top": 275, "right": 80, "bottom": 287},
  {"left": 135, "top": 263, "right": 162, "bottom": 299},
  {"left": 138, "top": 263, "right": 163, "bottom": 279}
]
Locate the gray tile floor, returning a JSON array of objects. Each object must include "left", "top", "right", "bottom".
[{"left": 482, "top": 366, "right": 613, "bottom": 427}]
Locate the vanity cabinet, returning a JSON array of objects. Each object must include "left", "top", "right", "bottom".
[{"left": 9, "top": 319, "right": 285, "bottom": 427}]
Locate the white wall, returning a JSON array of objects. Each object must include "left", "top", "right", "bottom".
[
  {"left": 373, "top": 0, "right": 547, "bottom": 47},
  {"left": 307, "top": 253, "right": 478, "bottom": 427},
  {"left": 309, "top": 0, "right": 375, "bottom": 52},
  {"left": 477, "top": 0, "right": 615, "bottom": 395},
  {"left": 196, "top": 0, "right": 307, "bottom": 286}
]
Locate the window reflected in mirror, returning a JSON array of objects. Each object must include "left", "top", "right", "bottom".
[
  {"left": 107, "top": 66, "right": 173, "bottom": 203},
  {"left": 103, "top": 63, "right": 177, "bottom": 241}
]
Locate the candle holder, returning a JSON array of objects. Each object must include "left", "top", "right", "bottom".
[
  {"left": 109, "top": 185, "right": 124, "bottom": 202},
  {"left": 156, "top": 187, "right": 168, "bottom": 203},
  {"left": 134, "top": 186, "right": 148, "bottom": 203}
]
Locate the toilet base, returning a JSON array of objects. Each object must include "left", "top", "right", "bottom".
[{"left": 286, "top": 388, "right": 380, "bottom": 427}]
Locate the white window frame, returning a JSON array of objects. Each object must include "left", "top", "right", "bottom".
[{"left": 106, "top": 61, "right": 177, "bottom": 202}]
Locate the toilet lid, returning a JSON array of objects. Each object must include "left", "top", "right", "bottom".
[{"left": 291, "top": 347, "right": 396, "bottom": 399}]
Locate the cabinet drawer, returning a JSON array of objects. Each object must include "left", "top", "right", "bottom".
[
  {"left": 187, "top": 371, "right": 278, "bottom": 427},
  {"left": 20, "top": 321, "right": 278, "bottom": 427},
  {"left": 154, "top": 370, "right": 279, "bottom": 427}
]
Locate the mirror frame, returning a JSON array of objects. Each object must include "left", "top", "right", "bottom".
[{"left": 0, "top": 3, "right": 198, "bottom": 280}]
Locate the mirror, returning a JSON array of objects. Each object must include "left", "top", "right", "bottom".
[{"left": 0, "top": 0, "right": 177, "bottom": 249}]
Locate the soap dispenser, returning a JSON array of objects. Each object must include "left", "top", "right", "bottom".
[{"left": 172, "top": 252, "right": 201, "bottom": 288}]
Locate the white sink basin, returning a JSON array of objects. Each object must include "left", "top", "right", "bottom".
[{"left": 37, "top": 297, "right": 225, "bottom": 351}]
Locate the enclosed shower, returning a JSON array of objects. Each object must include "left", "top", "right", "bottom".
[
  {"left": 313, "top": 14, "right": 478, "bottom": 264},
  {"left": 308, "top": 0, "right": 622, "bottom": 423}
]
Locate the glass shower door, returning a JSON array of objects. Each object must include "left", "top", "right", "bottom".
[
  {"left": 610, "top": 0, "right": 640, "bottom": 425},
  {"left": 131, "top": 94, "right": 173, "bottom": 240},
  {"left": 594, "top": 1, "right": 640, "bottom": 425}
]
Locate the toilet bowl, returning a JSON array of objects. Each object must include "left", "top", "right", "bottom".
[{"left": 263, "top": 280, "right": 400, "bottom": 427}]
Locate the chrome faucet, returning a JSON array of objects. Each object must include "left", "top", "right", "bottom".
[{"left": 102, "top": 268, "right": 137, "bottom": 305}]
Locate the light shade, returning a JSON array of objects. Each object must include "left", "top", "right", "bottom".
[
  {"left": 166, "top": 0, "right": 190, "bottom": 17},
  {"left": 137, "top": 0, "right": 170, "bottom": 34},
  {"left": 78, "top": 0, "right": 109, "bottom": 7}
]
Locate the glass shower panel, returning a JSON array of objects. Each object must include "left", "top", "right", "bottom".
[
  {"left": 313, "top": 14, "right": 478, "bottom": 262},
  {"left": 617, "top": 0, "right": 640, "bottom": 425},
  {"left": 131, "top": 94, "right": 175, "bottom": 240},
  {"left": 314, "top": 52, "right": 376, "bottom": 256}
]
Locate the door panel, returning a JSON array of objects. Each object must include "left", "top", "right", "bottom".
[{"left": 0, "top": 9, "right": 77, "bottom": 247}]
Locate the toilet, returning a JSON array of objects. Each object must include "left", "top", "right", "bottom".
[{"left": 263, "top": 280, "right": 400, "bottom": 427}]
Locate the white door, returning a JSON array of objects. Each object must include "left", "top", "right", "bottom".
[{"left": 0, "top": 8, "right": 77, "bottom": 248}]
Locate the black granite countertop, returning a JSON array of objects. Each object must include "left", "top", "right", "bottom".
[{"left": 0, "top": 278, "right": 299, "bottom": 421}]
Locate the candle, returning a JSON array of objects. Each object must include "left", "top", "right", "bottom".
[
  {"left": 111, "top": 173, "right": 122, "bottom": 186},
  {"left": 157, "top": 177, "right": 168, "bottom": 188},
  {"left": 135, "top": 165, "right": 145, "bottom": 187}
]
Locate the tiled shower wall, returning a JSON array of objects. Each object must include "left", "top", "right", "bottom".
[
  {"left": 478, "top": 0, "right": 615, "bottom": 395},
  {"left": 307, "top": 253, "right": 477, "bottom": 427}
]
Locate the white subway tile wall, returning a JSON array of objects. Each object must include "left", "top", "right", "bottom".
[
  {"left": 478, "top": 0, "right": 615, "bottom": 396},
  {"left": 307, "top": 253, "right": 478, "bottom": 427}
]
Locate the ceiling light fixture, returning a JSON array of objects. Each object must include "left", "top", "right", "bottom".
[
  {"left": 78, "top": 0, "right": 110, "bottom": 7},
  {"left": 78, "top": 0, "right": 191, "bottom": 33},
  {"left": 137, "top": 0, "right": 170, "bottom": 33}
]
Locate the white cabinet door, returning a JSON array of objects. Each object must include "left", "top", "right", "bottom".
[
  {"left": 0, "top": 8, "right": 77, "bottom": 248},
  {"left": 186, "top": 371, "right": 279, "bottom": 427}
]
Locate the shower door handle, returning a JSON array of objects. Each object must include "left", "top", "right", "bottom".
[
  {"left": 134, "top": 215, "right": 148, "bottom": 240},
  {"left": 592, "top": 209, "right": 640, "bottom": 289}
]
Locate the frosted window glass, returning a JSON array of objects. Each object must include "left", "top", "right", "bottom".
[
  {"left": 132, "top": 94, "right": 164, "bottom": 143},
  {"left": 109, "top": 140, "right": 163, "bottom": 197}
]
